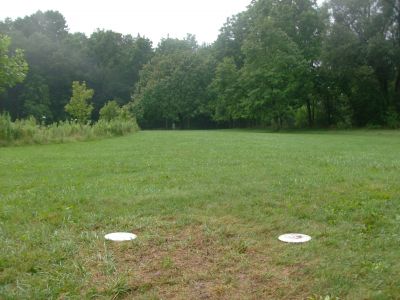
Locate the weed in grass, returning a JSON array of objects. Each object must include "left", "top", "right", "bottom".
[
  {"left": 106, "top": 276, "right": 131, "bottom": 299},
  {"left": 161, "top": 257, "right": 175, "bottom": 270}
]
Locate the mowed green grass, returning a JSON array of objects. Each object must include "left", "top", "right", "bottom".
[{"left": 1, "top": 130, "right": 399, "bottom": 299}]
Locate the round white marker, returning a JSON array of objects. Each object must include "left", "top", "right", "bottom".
[
  {"left": 278, "top": 233, "right": 311, "bottom": 243},
  {"left": 104, "top": 232, "right": 137, "bottom": 242}
]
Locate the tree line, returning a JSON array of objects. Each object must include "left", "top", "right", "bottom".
[
  {"left": 1, "top": 0, "right": 400, "bottom": 129},
  {"left": 0, "top": 10, "right": 152, "bottom": 122}
]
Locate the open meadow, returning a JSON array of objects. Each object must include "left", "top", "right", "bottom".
[{"left": 1, "top": 130, "right": 399, "bottom": 299}]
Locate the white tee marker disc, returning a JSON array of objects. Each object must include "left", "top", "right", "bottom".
[
  {"left": 104, "top": 232, "right": 137, "bottom": 242},
  {"left": 278, "top": 233, "right": 311, "bottom": 243}
]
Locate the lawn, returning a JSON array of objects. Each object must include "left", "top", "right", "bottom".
[{"left": 1, "top": 130, "right": 399, "bottom": 299}]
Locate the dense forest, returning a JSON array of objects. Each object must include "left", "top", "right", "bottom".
[{"left": 1, "top": 0, "right": 400, "bottom": 129}]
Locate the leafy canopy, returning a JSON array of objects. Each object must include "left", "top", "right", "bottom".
[{"left": 0, "top": 34, "right": 28, "bottom": 94}]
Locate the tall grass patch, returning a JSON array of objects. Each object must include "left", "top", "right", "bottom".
[{"left": 0, "top": 113, "right": 139, "bottom": 146}]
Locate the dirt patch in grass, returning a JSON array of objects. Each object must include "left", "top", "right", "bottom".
[{"left": 84, "top": 220, "right": 311, "bottom": 299}]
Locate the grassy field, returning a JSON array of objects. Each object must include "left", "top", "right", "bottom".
[{"left": 1, "top": 130, "right": 399, "bottom": 299}]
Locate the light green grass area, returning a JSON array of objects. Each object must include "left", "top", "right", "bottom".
[{"left": 1, "top": 130, "right": 399, "bottom": 299}]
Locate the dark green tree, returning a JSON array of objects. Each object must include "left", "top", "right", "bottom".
[
  {"left": 240, "top": 19, "right": 308, "bottom": 128},
  {"left": 133, "top": 36, "right": 215, "bottom": 129},
  {"left": 209, "top": 57, "right": 242, "bottom": 125},
  {"left": 21, "top": 74, "right": 52, "bottom": 120}
]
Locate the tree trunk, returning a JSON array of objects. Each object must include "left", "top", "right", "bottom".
[
  {"left": 312, "top": 98, "right": 315, "bottom": 125},
  {"left": 306, "top": 98, "right": 313, "bottom": 127},
  {"left": 178, "top": 114, "right": 184, "bottom": 129},
  {"left": 380, "top": 78, "right": 389, "bottom": 112},
  {"left": 394, "top": 1, "right": 400, "bottom": 111},
  {"left": 326, "top": 96, "right": 332, "bottom": 126},
  {"left": 395, "top": 68, "right": 400, "bottom": 112}
]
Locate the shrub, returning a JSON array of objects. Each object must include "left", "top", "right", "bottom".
[
  {"left": 0, "top": 113, "right": 13, "bottom": 142},
  {"left": 295, "top": 106, "right": 309, "bottom": 128},
  {"left": 65, "top": 81, "right": 94, "bottom": 123},
  {"left": 0, "top": 115, "right": 140, "bottom": 147},
  {"left": 100, "top": 101, "right": 136, "bottom": 122},
  {"left": 385, "top": 108, "right": 400, "bottom": 129},
  {"left": 99, "top": 100, "right": 121, "bottom": 122},
  {"left": 0, "top": 114, "right": 38, "bottom": 144}
]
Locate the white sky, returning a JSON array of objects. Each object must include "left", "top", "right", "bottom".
[
  {"left": 0, "top": 0, "right": 252, "bottom": 45},
  {"left": 1, "top": 0, "right": 325, "bottom": 45}
]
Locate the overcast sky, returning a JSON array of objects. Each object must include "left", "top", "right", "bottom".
[{"left": 1, "top": 0, "right": 253, "bottom": 45}]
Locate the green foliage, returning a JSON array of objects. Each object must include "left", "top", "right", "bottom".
[
  {"left": 213, "top": 12, "right": 249, "bottom": 67},
  {"left": 385, "top": 107, "right": 400, "bottom": 129},
  {"left": 133, "top": 37, "right": 215, "bottom": 129},
  {"left": 0, "top": 113, "right": 37, "bottom": 142},
  {"left": 0, "top": 112, "right": 15, "bottom": 141},
  {"left": 0, "top": 112, "right": 139, "bottom": 146},
  {"left": 98, "top": 100, "right": 135, "bottom": 124},
  {"left": 319, "top": 0, "right": 400, "bottom": 126},
  {"left": 240, "top": 18, "right": 308, "bottom": 128},
  {"left": 2, "top": 2, "right": 400, "bottom": 128},
  {"left": 87, "top": 30, "right": 153, "bottom": 111},
  {"left": 209, "top": 57, "right": 242, "bottom": 122},
  {"left": 0, "top": 13, "right": 153, "bottom": 121},
  {"left": 93, "top": 118, "right": 139, "bottom": 137},
  {"left": 0, "top": 34, "right": 28, "bottom": 94},
  {"left": 210, "top": 0, "right": 323, "bottom": 128},
  {"left": 20, "top": 74, "right": 52, "bottom": 120},
  {"left": 295, "top": 106, "right": 309, "bottom": 128},
  {"left": 65, "top": 81, "right": 94, "bottom": 123},
  {"left": 99, "top": 100, "right": 120, "bottom": 121}
]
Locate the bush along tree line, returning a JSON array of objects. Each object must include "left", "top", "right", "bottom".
[
  {"left": 1, "top": 0, "right": 400, "bottom": 131},
  {"left": 0, "top": 79, "right": 139, "bottom": 145}
]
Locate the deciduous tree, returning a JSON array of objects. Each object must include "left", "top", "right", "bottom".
[
  {"left": 65, "top": 81, "right": 94, "bottom": 123},
  {"left": 0, "top": 34, "right": 28, "bottom": 95}
]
